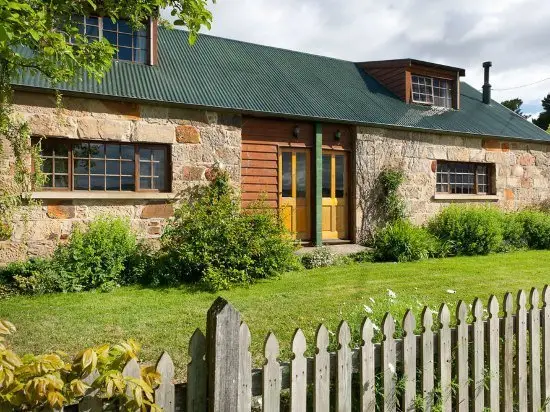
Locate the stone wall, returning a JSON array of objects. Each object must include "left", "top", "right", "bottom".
[
  {"left": 0, "top": 91, "right": 242, "bottom": 263},
  {"left": 356, "top": 126, "right": 550, "bottom": 241}
]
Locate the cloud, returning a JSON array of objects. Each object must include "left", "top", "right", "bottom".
[{"left": 165, "top": 0, "right": 550, "bottom": 111}]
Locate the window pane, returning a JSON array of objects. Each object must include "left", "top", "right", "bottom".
[
  {"left": 90, "top": 176, "right": 105, "bottom": 190},
  {"left": 74, "top": 159, "right": 88, "bottom": 174},
  {"left": 118, "top": 33, "right": 132, "bottom": 47},
  {"left": 42, "top": 158, "right": 52, "bottom": 173},
  {"left": 86, "top": 26, "right": 99, "bottom": 37},
  {"left": 152, "top": 148, "right": 166, "bottom": 162},
  {"left": 121, "top": 176, "right": 135, "bottom": 191},
  {"left": 135, "top": 34, "right": 147, "bottom": 48},
  {"left": 86, "top": 16, "right": 99, "bottom": 25},
  {"left": 106, "top": 176, "right": 120, "bottom": 191},
  {"left": 118, "top": 20, "right": 132, "bottom": 33},
  {"left": 121, "top": 145, "right": 134, "bottom": 160},
  {"left": 106, "top": 160, "right": 120, "bottom": 175},
  {"left": 73, "top": 143, "right": 89, "bottom": 158},
  {"left": 121, "top": 161, "right": 134, "bottom": 176},
  {"left": 118, "top": 47, "right": 132, "bottom": 61},
  {"left": 104, "top": 30, "right": 117, "bottom": 44},
  {"left": 43, "top": 175, "right": 53, "bottom": 187},
  {"left": 55, "top": 144, "right": 69, "bottom": 157},
  {"left": 90, "top": 160, "right": 105, "bottom": 174},
  {"left": 140, "top": 177, "right": 152, "bottom": 189},
  {"left": 103, "top": 18, "right": 116, "bottom": 31},
  {"left": 322, "top": 155, "right": 331, "bottom": 198},
  {"left": 40, "top": 141, "right": 54, "bottom": 156},
  {"left": 54, "top": 159, "right": 68, "bottom": 173},
  {"left": 154, "top": 176, "right": 166, "bottom": 191},
  {"left": 134, "top": 49, "right": 147, "bottom": 64},
  {"left": 89, "top": 143, "right": 104, "bottom": 158},
  {"left": 74, "top": 175, "right": 88, "bottom": 190},
  {"left": 296, "top": 152, "right": 306, "bottom": 198},
  {"left": 54, "top": 175, "right": 68, "bottom": 188},
  {"left": 335, "top": 155, "right": 344, "bottom": 198},
  {"left": 281, "top": 152, "right": 292, "bottom": 198},
  {"left": 140, "top": 161, "right": 151, "bottom": 176},
  {"left": 140, "top": 148, "right": 152, "bottom": 160},
  {"left": 105, "top": 144, "right": 120, "bottom": 159}
]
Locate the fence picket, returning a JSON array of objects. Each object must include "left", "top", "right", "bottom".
[
  {"left": 78, "top": 370, "right": 101, "bottom": 412},
  {"left": 456, "top": 301, "right": 469, "bottom": 412},
  {"left": 122, "top": 358, "right": 141, "bottom": 411},
  {"left": 337, "top": 321, "right": 352, "bottom": 412},
  {"left": 238, "top": 322, "right": 252, "bottom": 412},
  {"left": 517, "top": 290, "right": 528, "bottom": 411},
  {"left": 438, "top": 304, "right": 452, "bottom": 412},
  {"left": 263, "top": 332, "right": 281, "bottom": 412},
  {"left": 530, "top": 288, "right": 542, "bottom": 412},
  {"left": 314, "top": 324, "right": 330, "bottom": 412},
  {"left": 187, "top": 329, "right": 207, "bottom": 412},
  {"left": 155, "top": 352, "right": 175, "bottom": 412},
  {"left": 487, "top": 295, "right": 499, "bottom": 412},
  {"left": 382, "top": 313, "right": 396, "bottom": 412},
  {"left": 472, "top": 299, "right": 484, "bottom": 411},
  {"left": 291, "top": 329, "right": 307, "bottom": 412},
  {"left": 544, "top": 286, "right": 550, "bottom": 411},
  {"left": 503, "top": 293, "right": 514, "bottom": 412},
  {"left": 421, "top": 308, "right": 434, "bottom": 412},
  {"left": 361, "top": 318, "right": 376, "bottom": 412},
  {"left": 402, "top": 310, "right": 416, "bottom": 412}
]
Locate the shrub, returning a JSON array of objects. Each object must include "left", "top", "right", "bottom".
[
  {"left": 142, "top": 170, "right": 298, "bottom": 290},
  {"left": 371, "top": 220, "right": 440, "bottom": 262},
  {"left": 0, "top": 258, "right": 60, "bottom": 296},
  {"left": 53, "top": 216, "right": 138, "bottom": 292},
  {"left": 378, "top": 168, "right": 406, "bottom": 224},
  {"left": 501, "top": 212, "right": 527, "bottom": 251},
  {"left": 516, "top": 210, "right": 550, "bottom": 249},
  {"left": 301, "top": 247, "right": 337, "bottom": 269},
  {"left": 427, "top": 205, "right": 504, "bottom": 256},
  {"left": 0, "top": 320, "right": 160, "bottom": 410}
]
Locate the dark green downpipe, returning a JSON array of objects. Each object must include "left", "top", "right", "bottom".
[{"left": 314, "top": 123, "right": 323, "bottom": 246}]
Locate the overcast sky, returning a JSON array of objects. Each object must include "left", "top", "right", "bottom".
[{"left": 167, "top": 0, "right": 550, "bottom": 117}]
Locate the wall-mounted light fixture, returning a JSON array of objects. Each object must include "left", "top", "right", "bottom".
[
  {"left": 334, "top": 130, "right": 342, "bottom": 141},
  {"left": 293, "top": 125, "right": 300, "bottom": 139}
]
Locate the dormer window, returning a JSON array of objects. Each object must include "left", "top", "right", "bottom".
[
  {"left": 72, "top": 16, "right": 149, "bottom": 64},
  {"left": 411, "top": 75, "right": 453, "bottom": 108}
]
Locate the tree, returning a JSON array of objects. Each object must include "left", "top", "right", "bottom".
[
  {"left": 533, "top": 94, "right": 550, "bottom": 131},
  {"left": 0, "top": 0, "right": 215, "bottom": 239},
  {"left": 501, "top": 98, "right": 529, "bottom": 118}
]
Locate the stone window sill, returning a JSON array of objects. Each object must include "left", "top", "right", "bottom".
[
  {"left": 432, "top": 194, "right": 499, "bottom": 202},
  {"left": 31, "top": 192, "right": 175, "bottom": 200}
]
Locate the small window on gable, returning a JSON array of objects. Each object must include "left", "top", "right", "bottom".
[
  {"left": 412, "top": 75, "right": 453, "bottom": 108},
  {"left": 72, "top": 16, "right": 149, "bottom": 64},
  {"left": 436, "top": 161, "right": 494, "bottom": 195}
]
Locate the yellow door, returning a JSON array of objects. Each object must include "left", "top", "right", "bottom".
[
  {"left": 322, "top": 151, "right": 349, "bottom": 240},
  {"left": 279, "top": 149, "right": 311, "bottom": 241}
]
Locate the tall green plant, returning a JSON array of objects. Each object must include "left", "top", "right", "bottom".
[
  {"left": 377, "top": 168, "right": 406, "bottom": 224},
  {"left": 139, "top": 169, "right": 298, "bottom": 290}
]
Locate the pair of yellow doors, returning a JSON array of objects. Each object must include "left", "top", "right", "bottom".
[{"left": 279, "top": 149, "right": 348, "bottom": 241}]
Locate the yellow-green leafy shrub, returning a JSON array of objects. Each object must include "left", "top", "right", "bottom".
[{"left": 0, "top": 320, "right": 160, "bottom": 411}]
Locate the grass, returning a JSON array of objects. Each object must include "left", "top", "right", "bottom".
[{"left": 1, "top": 250, "right": 550, "bottom": 380}]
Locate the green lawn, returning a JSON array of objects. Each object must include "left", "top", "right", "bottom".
[{"left": 2, "top": 250, "right": 550, "bottom": 380}]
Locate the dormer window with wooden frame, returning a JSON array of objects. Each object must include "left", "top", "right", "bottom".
[
  {"left": 359, "top": 59, "right": 465, "bottom": 110},
  {"left": 71, "top": 16, "right": 155, "bottom": 64},
  {"left": 411, "top": 75, "right": 453, "bottom": 108}
]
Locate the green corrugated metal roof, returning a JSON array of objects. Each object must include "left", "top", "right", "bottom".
[{"left": 13, "top": 28, "right": 550, "bottom": 142}]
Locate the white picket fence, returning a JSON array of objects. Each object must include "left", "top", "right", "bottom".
[{"left": 68, "top": 287, "right": 550, "bottom": 411}]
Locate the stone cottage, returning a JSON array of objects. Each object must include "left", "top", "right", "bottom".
[{"left": 2, "top": 19, "right": 549, "bottom": 262}]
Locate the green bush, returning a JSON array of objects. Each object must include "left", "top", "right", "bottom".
[
  {"left": 52, "top": 216, "right": 137, "bottom": 292},
  {"left": 378, "top": 168, "right": 406, "bottom": 224},
  {"left": 427, "top": 205, "right": 504, "bottom": 256},
  {"left": 501, "top": 212, "right": 527, "bottom": 251},
  {"left": 0, "top": 258, "right": 60, "bottom": 296},
  {"left": 371, "top": 220, "right": 440, "bottom": 262},
  {"left": 137, "top": 170, "right": 299, "bottom": 290},
  {"left": 516, "top": 210, "right": 550, "bottom": 249}
]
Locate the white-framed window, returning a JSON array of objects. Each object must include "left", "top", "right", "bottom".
[
  {"left": 411, "top": 75, "right": 453, "bottom": 108},
  {"left": 71, "top": 16, "right": 149, "bottom": 64}
]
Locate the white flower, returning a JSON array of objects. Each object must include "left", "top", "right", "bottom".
[
  {"left": 369, "top": 297, "right": 375, "bottom": 304},
  {"left": 363, "top": 304, "right": 373, "bottom": 314},
  {"left": 373, "top": 324, "right": 380, "bottom": 331},
  {"left": 387, "top": 289, "right": 397, "bottom": 299},
  {"left": 446, "top": 289, "right": 456, "bottom": 294},
  {"left": 388, "top": 363, "right": 396, "bottom": 374}
]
